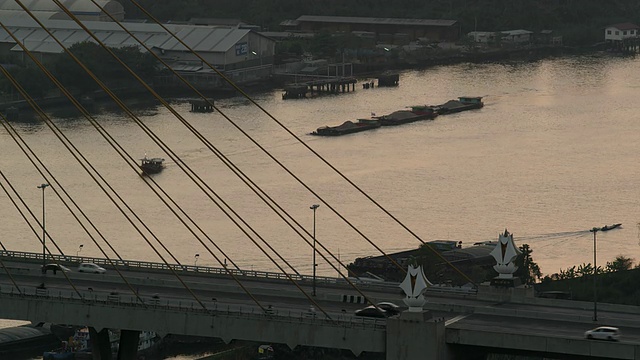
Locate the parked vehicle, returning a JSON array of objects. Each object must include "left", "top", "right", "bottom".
[
  {"left": 41, "top": 264, "right": 71, "bottom": 274},
  {"left": 354, "top": 305, "right": 387, "bottom": 318},
  {"left": 584, "top": 326, "right": 620, "bottom": 341},
  {"left": 77, "top": 263, "right": 106, "bottom": 274}
]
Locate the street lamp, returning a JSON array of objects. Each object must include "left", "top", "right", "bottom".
[
  {"left": 77, "top": 244, "right": 84, "bottom": 257},
  {"left": 37, "top": 183, "right": 49, "bottom": 266},
  {"left": 310, "top": 204, "right": 320, "bottom": 296},
  {"left": 590, "top": 227, "right": 600, "bottom": 322},
  {"left": 194, "top": 253, "right": 200, "bottom": 266}
]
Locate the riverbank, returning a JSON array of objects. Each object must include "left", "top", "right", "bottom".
[{"left": 0, "top": 44, "right": 594, "bottom": 118}]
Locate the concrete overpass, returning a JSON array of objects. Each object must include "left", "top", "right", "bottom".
[{"left": 2, "top": 251, "right": 640, "bottom": 359}]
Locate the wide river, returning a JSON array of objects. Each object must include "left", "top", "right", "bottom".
[{"left": 2, "top": 52, "right": 640, "bottom": 294}]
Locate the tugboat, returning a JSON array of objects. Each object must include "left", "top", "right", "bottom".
[{"left": 140, "top": 156, "right": 165, "bottom": 174}]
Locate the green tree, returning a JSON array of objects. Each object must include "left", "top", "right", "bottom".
[
  {"left": 606, "top": 255, "right": 634, "bottom": 273},
  {"left": 0, "top": 64, "right": 53, "bottom": 99},
  {"left": 514, "top": 243, "right": 542, "bottom": 285},
  {"left": 49, "top": 42, "right": 159, "bottom": 94}
]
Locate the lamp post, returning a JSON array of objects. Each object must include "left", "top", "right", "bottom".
[
  {"left": 77, "top": 244, "right": 83, "bottom": 257},
  {"left": 37, "top": 183, "right": 49, "bottom": 266},
  {"left": 590, "top": 227, "right": 599, "bottom": 322},
  {"left": 310, "top": 204, "right": 320, "bottom": 296}
]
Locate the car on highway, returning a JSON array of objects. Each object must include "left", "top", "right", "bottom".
[
  {"left": 354, "top": 305, "right": 388, "bottom": 318},
  {"left": 584, "top": 326, "right": 620, "bottom": 341},
  {"left": 376, "top": 302, "right": 401, "bottom": 316},
  {"left": 41, "top": 263, "right": 71, "bottom": 274},
  {"left": 77, "top": 262, "right": 106, "bottom": 274}
]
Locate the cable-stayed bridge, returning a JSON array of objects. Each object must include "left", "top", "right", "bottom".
[
  {"left": 2, "top": 251, "right": 640, "bottom": 360},
  {"left": 1, "top": 2, "right": 640, "bottom": 360}
]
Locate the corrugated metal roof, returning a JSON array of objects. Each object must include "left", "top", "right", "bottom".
[
  {"left": 279, "top": 19, "right": 300, "bottom": 27},
  {"left": 157, "top": 26, "right": 249, "bottom": 52},
  {"left": 607, "top": 22, "right": 640, "bottom": 30},
  {"left": 0, "top": 17, "right": 258, "bottom": 54},
  {"left": 0, "top": 325, "right": 49, "bottom": 344},
  {"left": 501, "top": 29, "right": 533, "bottom": 35},
  {"left": 0, "top": 0, "right": 115, "bottom": 12},
  {"left": 296, "top": 15, "right": 457, "bottom": 27}
]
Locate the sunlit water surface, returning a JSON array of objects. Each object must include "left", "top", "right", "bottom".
[{"left": 2, "top": 53, "right": 640, "bottom": 296}]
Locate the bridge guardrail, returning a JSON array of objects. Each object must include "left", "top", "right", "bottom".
[
  {"left": 0, "top": 286, "right": 387, "bottom": 330},
  {"left": 0, "top": 250, "right": 477, "bottom": 296}
]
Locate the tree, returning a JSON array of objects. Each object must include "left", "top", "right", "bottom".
[
  {"left": 514, "top": 243, "right": 542, "bottom": 285},
  {"left": 48, "top": 42, "right": 159, "bottom": 94},
  {"left": 0, "top": 64, "right": 53, "bottom": 99},
  {"left": 606, "top": 255, "right": 634, "bottom": 273}
]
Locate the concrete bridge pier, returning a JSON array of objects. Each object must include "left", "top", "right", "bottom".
[
  {"left": 117, "top": 330, "right": 141, "bottom": 360},
  {"left": 386, "top": 310, "right": 446, "bottom": 360},
  {"left": 89, "top": 327, "right": 113, "bottom": 360},
  {"left": 88, "top": 327, "right": 140, "bottom": 360}
]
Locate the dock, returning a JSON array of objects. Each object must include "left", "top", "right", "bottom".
[
  {"left": 377, "top": 73, "right": 399, "bottom": 87},
  {"left": 282, "top": 76, "right": 357, "bottom": 99},
  {"left": 189, "top": 99, "right": 215, "bottom": 112}
]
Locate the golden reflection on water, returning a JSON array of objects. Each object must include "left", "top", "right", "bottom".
[{"left": 1, "top": 54, "right": 639, "bottom": 281}]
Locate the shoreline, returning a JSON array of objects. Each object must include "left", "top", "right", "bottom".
[{"left": 0, "top": 44, "right": 600, "bottom": 117}]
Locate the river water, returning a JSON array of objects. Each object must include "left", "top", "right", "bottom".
[{"left": 1, "top": 52, "right": 640, "bottom": 294}]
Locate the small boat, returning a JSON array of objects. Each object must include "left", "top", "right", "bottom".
[
  {"left": 600, "top": 223, "right": 622, "bottom": 231},
  {"left": 312, "top": 118, "right": 381, "bottom": 136},
  {"left": 140, "top": 156, "right": 165, "bottom": 174},
  {"left": 434, "top": 96, "right": 484, "bottom": 115}
]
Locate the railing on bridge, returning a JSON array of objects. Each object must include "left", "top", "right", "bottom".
[
  {"left": 0, "top": 250, "right": 477, "bottom": 296},
  {"left": 0, "top": 286, "right": 387, "bottom": 330}
]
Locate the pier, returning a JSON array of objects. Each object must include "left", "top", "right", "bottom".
[
  {"left": 608, "top": 37, "right": 640, "bottom": 53},
  {"left": 189, "top": 99, "right": 215, "bottom": 112},
  {"left": 282, "top": 76, "right": 357, "bottom": 99},
  {"left": 377, "top": 73, "right": 400, "bottom": 87}
]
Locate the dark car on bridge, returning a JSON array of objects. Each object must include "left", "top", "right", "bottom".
[
  {"left": 376, "top": 302, "right": 401, "bottom": 316},
  {"left": 354, "top": 305, "right": 388, "bottom": 318},
  {"left": 41, "top": 263, "right": 71, "bottom": 275}
]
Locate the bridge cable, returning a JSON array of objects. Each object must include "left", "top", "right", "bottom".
[
  {"left": 85, "top": 0, "right": 391, "bottom": 309},
  {"left": 0, "top": 22, "right": 223, "bottom": 311},
  {"left": 0, "top": 171, "right": 64, "bottom": 255},
  {"left": 19, "top": 3, "right": 297, "bottom": 315},
  {"left": 0, "top": 169, "right": 84, "bottom": 298},
  {"left": 0, "top": 65, "right": 162, "bottom": 304},
  {"left": 0, "top": 180, "right": 28, "bottom": 295},
  {"left": 6, "top": 6, "right": 292, "bottom": 315},
  {"left": 50, "top": 0, "right": 429, "bottom": 316},
  {"left": 50, "top": 0, "right": 380, "bottom": 317},
  {"left": 123, "top": 0, "right": 412, "bottom": 278},
  {"left": 0, "top": 154, "right": 83, "bottom": 299},
  {"left": 126, "top": 0, "right": 476, "bottom": 285},
  {"left": 36, "top": 5, "right": 327, "bottom": 320}
]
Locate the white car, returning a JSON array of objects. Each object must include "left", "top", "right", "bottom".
[
  {"left": 78, "top": 262, "right": 106, "bottom": 274},
  {"left": 584, "top": 326, "right": 620, "bottom": 341}
]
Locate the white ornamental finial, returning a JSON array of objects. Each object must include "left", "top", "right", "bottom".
[
  {"left": 399, "top": 265, "right": 432, "bottom": 312},
  {"left": 490, "top": 229, "right": 522, "bottom": 279}
]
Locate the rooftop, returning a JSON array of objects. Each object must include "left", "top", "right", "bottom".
[{"left": 296, "top": 15, "right": 457, "bottom": 27}]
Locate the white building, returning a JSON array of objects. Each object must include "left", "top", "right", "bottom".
[
  {"left": 0, "top": 17, "right": 275, "bottom": 71},
  {"left": 604, "top": 23, "right": 640, "bottom": 42},
  {"left": 467, "top": 31, "right": 499, "bottom": 43},
  {"left": 500, "top": 29, "right": 533, "bottom": 44}
]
